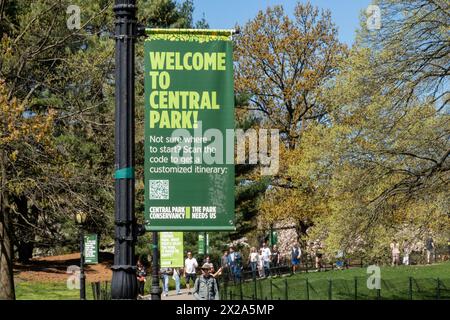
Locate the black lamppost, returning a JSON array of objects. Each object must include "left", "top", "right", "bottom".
[
  {"left": 111, "top": 0, "right": 139, "bottom": 299},
  {"left": 204, "top": 232, "right": 207, "bottom": 258},
  {"left": 151, "top": 232, "right": 161, "bottom": 300},
  {"left": 75, "top": 211, "right": 87, "bottom": 300}
]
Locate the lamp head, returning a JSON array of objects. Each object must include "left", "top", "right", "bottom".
[{"left": 75, "top": 211, "right": 87, "bottom": 225}]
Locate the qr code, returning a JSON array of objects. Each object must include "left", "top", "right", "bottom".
[{"left": 149, "top": 180, "right": 169, "bottom": 200}]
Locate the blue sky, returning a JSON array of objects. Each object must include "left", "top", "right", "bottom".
[{"left": 193, "top": 0, "right": 373, "bottom": 45}]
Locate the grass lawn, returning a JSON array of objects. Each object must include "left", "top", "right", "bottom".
[
  {"left": 15, "top": 278, "right": 186, "bottom": 300},
  {"left": 227, "top": 261, "right": 450, "bottom": 300},
  {"left": 15, "top": 262, "right": 450, "bottom": 300},
  {"left": 15, "top": 281, "right": 95, "bottom": 300}
]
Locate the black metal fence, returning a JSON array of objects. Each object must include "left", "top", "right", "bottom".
[
  {"left": 220, "top": 271, "right": 450, "bottom": 300},
  {"left": 91, "top": 281, "right": 112, "bottom": 300}
]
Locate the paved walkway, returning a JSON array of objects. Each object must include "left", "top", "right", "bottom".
[{"left": 142, "top": 290, "right": 195, "bottom": 300}]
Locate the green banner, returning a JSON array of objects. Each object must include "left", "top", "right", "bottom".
[
  {"left": 144, "top": 30, "right": 235, "bottom": 231},
  {"left": 269, "top": 231, "right": 278, "bottom": 246},
  {"left": 198, "top": 233, "right": 209, "bottom": 255},
  {"left": 84, "top": 234, "right": 98, "bottom": 264},
  {"left": 159, "top": 232, "right": 184, "bottom": 268}
]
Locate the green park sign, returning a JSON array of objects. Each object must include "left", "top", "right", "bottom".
[
  {"left": 198, "top": 233, "right": 209, "bottom": 255},
  {"left": 159, "top": 232, "right": 184, "bottom": 268},
  {"left": 144, "top": 29, "right": 235, "bottom": 231},
  {"left": 84, "top": 234, "right": 98, "bottom": 264}
]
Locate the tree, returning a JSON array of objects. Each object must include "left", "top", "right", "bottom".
[
  {"left": 235, "top": 2, "right": 346, "bottom": 149},
  {"left": 361, "top": 0, "right": 449, "bottom": 111},
  {"left": 0, "top": 80, "right": 54, "bottom": 299},
  {"left": 254, "top": 0, "right": 449, "bottom": 258},
  {"left": 0, "top": 0, "right": 209, "bottom": 299},
  {"left": 288, "top": 46, "right": 448, "bottom": 261},
  {"left": 234, "top": 2, "right": 346, "bottom": 249},
  {"left": 143, "top": 0, "right": 195, "bottom": 28}
]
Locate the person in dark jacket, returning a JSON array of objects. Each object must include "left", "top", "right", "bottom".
[{"left": 136, "top": 259, "right": 147, "bottom": 297}]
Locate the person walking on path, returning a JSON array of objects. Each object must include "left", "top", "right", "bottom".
[
  {"left": 136, "top": 259, "right": 147, "bottom": 297},
  {"left": 271, "top": 245, "right": 281, "bottom": 275},
  {"left": 172, "top": 267, "right": 182, "bottom": 295},
  {"left": 425, "top": 237, "right": 435, "bottom": 264},
  {"left": 160, "top": 267, "right": 172, "bottom": 297},
  {"left": 291, "top": 243, "right": 301, "bottom": 274},
  {"left": 193, "top": 263, "right": 220, "bottom": 300},
  {"left": 261, "top": 242, "right": 271, "bottom": 277},
  {"left": 228, "top": 246, "right": 242, "bottom": 283},
  {"left": 390, "top": 239, "right": 400, "bottom": 266},
  {"left": 184, "top": 251, "right": 198, "bottom": 295},
  {"left": 220, "top": 250, "right": 230, "bottom": 281},
  {"left": 402, "top": 241, "right": 411, "bottom": 266},
  {"left": 257, "top": 248, "right": 265, "bottom": 278},
  {"left": 248, "top": 247, "right": 259, "bottom": 279},
  {"left": 315, "top": 244, "right": 323, "bottom": 271}
]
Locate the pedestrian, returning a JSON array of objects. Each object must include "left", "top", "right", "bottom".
[
  {"left": 220, "top": 250, "right": 230, "bottom": 281},
  {"left": 335, "top": 250, "right": 345, "bottom": 270},
  {"left": 291, "top": 243, "right": 301, "bottom": 274},
  {"left": 228, "top": 246, "right": 242, "bottom": 283},
  {"left": 203, "top": 255, "right": 211, "bottom": 265},
  {"left": 425, "top": 237, "right": 435, "bottom": 264},
  {"left": 136, "top": 259, "right": 147, "bottom": 297},
  {"left": 261, "top": 242, "right": 271, "bottom": 277},
  {"left": 172, "top": 267, "right": 182, "bottom": 295},
  {"left": 160, "top": 267, "right": 172, "bottom": 297},
  {"left": 390, "top": 239, "right": 400, "bottom": 266},
  {"left": 193, "top": 263, "right": 220, "bottom": 300},
  {"left": 184, "top": 251, "right": 198, "bottom": 294},
  {"left": 271, "top": 245, "right": 280, "bottom": 275},
  {"left": 315, "top": 243, "right": 323, "bottom": 271},
  {"left": 248, "top": 247, "right": 259, "bottom": 279},
  {"left": 257, "top": 248, "right": 265, "bottom": 278},
  {"left": 402, "top": 241, "right": 411, "bottom": 266}
]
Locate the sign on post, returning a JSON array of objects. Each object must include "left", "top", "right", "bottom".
[
  {"left": 198, "top": 233, "right": 209, "bottom": 255},
  {"left": 159, "top": 232, "right": 184, "bottom": 268},
  {"left": 144, "top": 29, "right": 235, "bottom": 231},
  {"left": 84, "top": 234, "right": 98, "bottom": 264}
]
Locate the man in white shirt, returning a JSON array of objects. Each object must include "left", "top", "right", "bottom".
[
  {"left": 184, "top": 251, "right": 198, "bottom": 294},
  {"left": 261, "top": 242, "right": 271, "bottom": 277}
]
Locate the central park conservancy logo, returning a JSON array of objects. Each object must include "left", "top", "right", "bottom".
[{"left": 148, "top": 206, "right": 216, "bottom": 220}]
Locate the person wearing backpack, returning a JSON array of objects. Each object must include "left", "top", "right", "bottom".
[{"left": 193, "top": 263, "right": 220, "bottom": 300}]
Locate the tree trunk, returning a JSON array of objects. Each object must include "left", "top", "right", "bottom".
[
  {"left": 0, "top": 150, "right": 15, "bottom": 300},
  {"left": 14, "top": 195, "right": 34, "bottom": 264},
  {"left": 296, "top": 219, "right": 312, "bottom": 247}
]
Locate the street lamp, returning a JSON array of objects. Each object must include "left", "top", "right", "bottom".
[
  {"left": 75, "top": 210, "right": 87, "bottom": 300},
  {"left": 111, "top": 0, "right": 139, "bottom": 299}
]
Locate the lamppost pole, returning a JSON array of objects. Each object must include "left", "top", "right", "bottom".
[
  {"left": 151, "top": 231, "right": 161, "bottom": 300},
  {"left": 270, "top": 224, "right": 274, "bottom": 246},
  {"left": 79, "top": 227, "right": 86, "bottom": 300},
  {"left": 75, "top": 211, "right": 87, "bottom": 300},
  {"left": 111, "top": 0, "right": 138, "bottom": 299}
]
